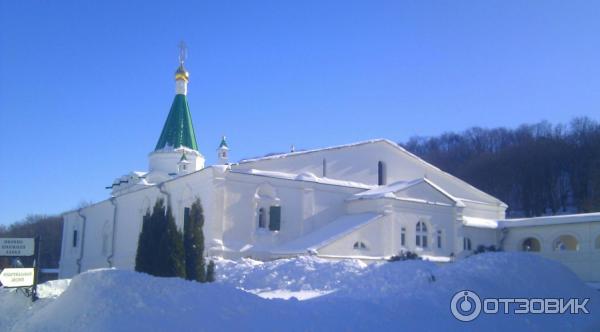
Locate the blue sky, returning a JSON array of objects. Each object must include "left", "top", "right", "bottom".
[{"left": 1, "top": 1, "right": 599, "bottom": 224}]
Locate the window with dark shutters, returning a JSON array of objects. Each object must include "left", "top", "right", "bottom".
[
  {"left": 73, "top": 230, "right": 78, "bottom": 247},
  {"left": 269, "top": 206, "right": 281, "bottom": 231}
]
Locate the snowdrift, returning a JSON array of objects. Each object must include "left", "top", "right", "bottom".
[{"left": 1, "top": 253, "right": 599, "bottom": 331}]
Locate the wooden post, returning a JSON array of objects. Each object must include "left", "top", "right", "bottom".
[{"left": 31, "top": 236, "right": 41, "bottom": 302}]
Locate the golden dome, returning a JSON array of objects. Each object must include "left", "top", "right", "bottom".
[{"left": 175, "top": 64, "right": 189, "bottom": 81}]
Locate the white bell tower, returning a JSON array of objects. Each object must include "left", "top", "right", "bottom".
[{"left": 217, "top": 136, "right": 229, "bottom": 164}]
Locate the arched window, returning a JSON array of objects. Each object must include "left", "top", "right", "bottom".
[
  {"left": 416, "top": 221, "right": 428, "bottom": 248},
  {"left": 463, "top": 237, "right": 472, "bottom": 251},
  {"left": 401, "top": 227, "right": 406, "bottom": 246},
  {"left": 353, "top": 241, "right": 367, "bottom": 250},
  {"left": 258, "top": 208, "right": 266, "bottom": 228},
  {"left": 255, "top": 184, "right": 281, "bottom": 231},
  {"left": 553, "top": 235, "right": 579, "bottom": 251},
  {"left": 595, "top": 235, "right": 600, "bottom": 250},
  {"left": 322, "top": 159, "right": 327, "bottom": 177},
  {"left": 521, "top": 237, "right": 541, "bottom": 252},
  {"left": 378, "top": 161, "right": 387, "bottom": 186},
  {"left": 437, "top": 230, "right": 442, "bottom": 249}
]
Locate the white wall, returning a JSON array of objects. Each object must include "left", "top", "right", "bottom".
[
  {"left": 59, "top": 168, "right": 219, "bottom": 277},
  {"left": 462, "top": 227, "right": 499, "bottom": 255},
  {"left": 59, "top": 212, "right": 83, "bottom": 278},
  {"left": 233, "top": 140, "right": 504, "bottom": 206},
  {"left": 110, "top": 187, "right": 159, "bottom": 270},
  {"left": 462, "top": 201, "right": 506, "bottom": 220},
  {"left": 347, "top": 197, "right": 459, "bottom": 258},
  {"left": 219, "top": 171, "right": 362, "bottom": 258},
  {"left": 108, "top": 168, "right": 220, "bottom": 270},
  {"left": 319, "top": 215, "right": 391, "bottom": 258},
  {"left": 503, "top": 222, "right": 600, "bottom": 282}
]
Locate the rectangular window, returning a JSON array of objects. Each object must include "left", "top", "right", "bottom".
[
  {"left": 269, "top": 206, "right": 281, "bottom": 231},
  {"left": 422, "top": 236, "right": 428, "bottom": 248},
  {"left": 437, "top": 231, "right": 442, "bottom": 249},
  {"left": 415, "top": 235, "right": 420, "bottom": 247},
  {"left": 73, "top": 230, "right": 78, "bottom": 247}
]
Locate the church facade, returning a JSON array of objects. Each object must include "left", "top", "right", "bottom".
[{"left": 58, "top": 56, "right": 600, "bottom": 283}]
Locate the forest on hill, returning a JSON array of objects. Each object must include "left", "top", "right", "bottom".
[
  {"left": 0, "top": 215, "right": 63, "bottom": 269},
  {"left": 403, "top": 117, "right": 600, "bottom": 217}
]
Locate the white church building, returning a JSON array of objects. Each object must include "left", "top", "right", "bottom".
[{"left": 59, "top": 55, "right": 600, "bottom": 283}]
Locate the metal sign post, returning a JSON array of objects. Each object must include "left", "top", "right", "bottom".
[{"left": 0, "top": 236, "right": 40, "bottom": 302}]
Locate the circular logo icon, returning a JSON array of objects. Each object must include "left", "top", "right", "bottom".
[{"left": 451, "top": 290, "right": 482, "bottom": 322}]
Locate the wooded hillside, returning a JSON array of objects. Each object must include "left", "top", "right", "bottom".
[
  {"left": 0, "top": 215, "right": 63, "bottom": 269},
  {"left": 403, "top": 117, "right": 600, "bottom": 217}
]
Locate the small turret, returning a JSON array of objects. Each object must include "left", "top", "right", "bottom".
[
  {"left": 178, "top": 151, "right": 191, "bottom": 174},
  {"left": 217, "top": 136, "right": 229, "bottom": 164}
]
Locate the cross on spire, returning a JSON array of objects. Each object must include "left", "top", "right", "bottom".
[{"left": 178, "top": 41, "right": 188, "bottom": 65}]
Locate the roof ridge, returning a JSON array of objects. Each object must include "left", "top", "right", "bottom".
[{"left": 236, "top": 138, "right": 392, "bottom": 164}]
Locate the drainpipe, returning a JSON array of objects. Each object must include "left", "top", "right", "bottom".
[
  {"left": 76, "top": 209, "right": 87, "bottom": 274},
  {"left": 107, "top": 197, "right": 118, "bottom": 267}
]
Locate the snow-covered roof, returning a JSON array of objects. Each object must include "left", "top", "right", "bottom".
[
  {"left": 235, "top": 138, "right": 507, "bottom": 207},
  {"left": 229, "top": 169, "right": 374, "bottom": 190},
  {"left": 237, "top": 139, "right": 397, "bottom": 164},
  {"left": 462, "top": 216, "right": 499, "bottom": 229},
  {"left": 499, "top": 212, "right": 600, "bottom": 228},
  {"left": 352, "top": 178, "right": 425, "bottom": 198},
  {"left": 272, "top": 213, "right": 383, "bottom": 255},
  {"left": 350, "top": 178, "right": 465, "bottom": 207}
]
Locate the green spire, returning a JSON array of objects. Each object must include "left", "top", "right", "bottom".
[
  {"left": 154, "top": 94, "right": 198, "bottom": 151},
  {"left": 219, "top": 136, "right": 228, "bottom": 149}
]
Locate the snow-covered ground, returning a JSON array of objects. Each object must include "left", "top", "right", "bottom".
[{"left": 1, "top": 253, "right": 599, "bottom": 331}]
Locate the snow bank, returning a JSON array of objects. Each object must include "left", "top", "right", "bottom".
[
  {"left": 215, "top": 256, "right": 367, "bottom": 298},
  {"left": 1, "top": 253, "right": 598, "bottom": 331}
]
